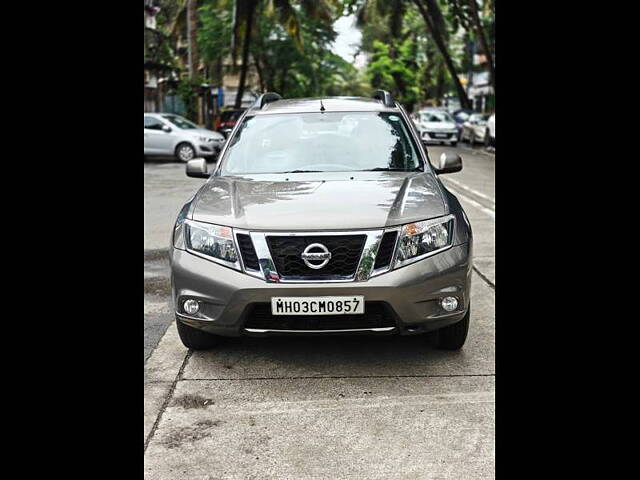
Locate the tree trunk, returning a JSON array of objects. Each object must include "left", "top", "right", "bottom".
[
  {"left": 187, "top": 0, "right": 199, "bottom": 78},
  {"left": 413, "top": 0, "right": 471, "bottom": 109},
  {"left": 280, "top": 67, "right": 288, "bottom": 96},
  {"left": 435, "top": 66, "right": 445, "bottom": 103},
  {"left": 213, "top": 57, "right": 223, "bottom": 85},
  {"left": 235, "top": 0, "right": 255, "bottom": 108},
  {"left": 467, "top": 0, "right": 495, "bottom": 93},
  {"left": 253, "top": 53, "right": 265, "bottom": 92}
]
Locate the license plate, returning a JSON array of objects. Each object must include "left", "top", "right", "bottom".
[
  {"left": 271, "top": 296, "right": 365, "bottom": 316},
  {"left": 433, "top": 133, "right": 447, "bottom": 138}
]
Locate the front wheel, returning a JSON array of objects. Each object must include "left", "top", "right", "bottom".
[
  {"left": 450, "top": 141, "right": 458, "bottom": 147},
  {"left": 484, "top": 130, "right": 491, "bottom": 147},
  {"left": 175, "top": 143, "right": 196, "bottom": 163},
  {"left": 176, "top": 319, "right": 222, "bottom": 350},
  {"left": 436, "top": 306, "right": 470, "bottom": 350}
]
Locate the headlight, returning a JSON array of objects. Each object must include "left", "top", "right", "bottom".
[
  {"left": 395, "top": 215, "right": 454, "bottom": 267},
  {"left": 184, "top": 219, "right": 240, "bottom": 270}
]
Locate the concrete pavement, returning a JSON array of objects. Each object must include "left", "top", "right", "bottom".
[
  {"left": 144, "top": 161, "right": 209, "bottom": 361},
  {"left": 144, "top": 161, "right": 209, "bottom": 251},
  {"left": 143, "top": 145, "right": 495, "bottom": 478}
]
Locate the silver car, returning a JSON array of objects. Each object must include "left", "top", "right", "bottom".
[
  {"left": 144, "top": 113, "right": 226, "bottom": 162},
  {"left": 460, "top": 113, "right": 490, "bottom": 146},
  {"left": 411, "top": 108, "right": 459, "bottom": 146},
  {"left": 170, "top": 91, "right": 473, "bottom": 351}
]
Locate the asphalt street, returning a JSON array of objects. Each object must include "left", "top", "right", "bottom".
[{"left": 143, "top": 143, "right": 495, "bottom": 478}]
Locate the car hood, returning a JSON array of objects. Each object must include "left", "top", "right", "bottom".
[
  {"left": 187, "top": 128, "right": 224, "bottom": 139},
  {"left": 422, "top": 122, "right": 457, "bottom": 130},
  {"left": 190, "top": 171, "right": 446, "bottom": 230}
]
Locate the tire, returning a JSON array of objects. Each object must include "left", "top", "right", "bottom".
[
  {"left": 436, "top": 306, "right": 470, "bottom": 350},
  {"left": 450, "top": 142, "right": 458, "bottom": 147},
  {"left": 175, "top": 143, "right": 196, "bottom": 163},
  {"left": 176, "top": 319, "right": 222, "bottom": 350},
  {"left": 484, "top": 131, "right": 491, "bottom": 147}
]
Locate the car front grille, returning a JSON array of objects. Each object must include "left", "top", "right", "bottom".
[
  {"left": 425, "top": 131, "right": 454, "bottom": 139},
  {"left": 266, "top": 235, "right": 366, "bottom": 278},
  {"left": 244, "top": 302, "right": 396, "bottom": 331}
]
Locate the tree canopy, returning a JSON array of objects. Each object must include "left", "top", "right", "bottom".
[{"left": 150, "top": 0, "right": 494, "bottom": 114}]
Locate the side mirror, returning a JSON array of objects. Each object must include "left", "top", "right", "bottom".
[
  {"left": 186, "top": 158, "right": 210, "bottom": 178},
  {"left": 162, "top": 125, "right": 172, "bottom": 133},
  {"left": 435, "top": 152, "right": 462, "bottom": 174}
]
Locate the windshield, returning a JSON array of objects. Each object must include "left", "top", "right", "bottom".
[
  {"left": 220, "top": 112, "right": 422, "bottom": 175},
  {"left": 420, "top": 111, "right": 454, "bottom": 123},
  {"left": 162, "top": 114, "right": 198, "bottom": 129}
]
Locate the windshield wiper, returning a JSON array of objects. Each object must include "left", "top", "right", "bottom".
[
  {"left": 360, "top": 167, "right": 423, "bottom": 172},
  {"left": 282, "top": 169, "right": 322, "bottom": 173}
]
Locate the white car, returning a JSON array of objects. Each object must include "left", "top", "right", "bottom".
[
  {"left": 486, "top": 113, "right": 495, "bottom": 147},
  {"left": 144, "top": 113, "right": 226, "bottom": 162},
  {"left": 460, "top": 113, "right": 490, "bottom": 146},
  {"left": 411, "top": 109, "right": 459, "bottom": 146}
]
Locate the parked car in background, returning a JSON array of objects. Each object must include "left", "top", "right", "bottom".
[
  {"left": 460, "top": 113, "right": 490, "bottom": 146},
  {"left": 216, "top": 109, "right": 245, "bottom": 137},
  {"left": 412, "top": 109, "right": 459, "bottom": 146},
  {"left": 451, "top": 109, "right": 475, "bottom": 140},
  {"left": 486, "top": 113, "right": 495, "bottom": 147},
  {"left": 144, "top": 113, "right": 226, "bottom": 162}
]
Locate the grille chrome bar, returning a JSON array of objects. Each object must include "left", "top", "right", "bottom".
[
  {"left": 235, "top": 229, "right": 392, "bottom": 283},
  {"left": 244, "top": 327, "right": 396, "bottom": 334}
]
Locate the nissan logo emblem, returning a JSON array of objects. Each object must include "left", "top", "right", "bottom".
[{"left": 301, "top": 243, "right": 332, "bottom": 269}]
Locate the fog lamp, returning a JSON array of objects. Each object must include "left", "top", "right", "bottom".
[
  {"left": 183, "top": 299, "right": 200, "bottom": 315},
  {"left": 440, "top": 296, "right": 458, "bottom": 312}
]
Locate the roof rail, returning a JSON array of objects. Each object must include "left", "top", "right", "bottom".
[
  {"left": 253, "top": 92, "right": 282, "bottom": 109},
  {"left": 371, "top": 90, "right": 395, "bottom": 108}
]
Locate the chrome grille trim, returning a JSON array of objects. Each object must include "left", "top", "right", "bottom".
[
  {"left": 234, "top": 229, "right": 395, "bottom": 283},
  {"left": 244, "top": 327, "right": 396, "bottom": 334}
]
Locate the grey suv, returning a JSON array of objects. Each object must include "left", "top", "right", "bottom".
[{"left": 170, "top": 91, "right": 473, "bottom": 350}]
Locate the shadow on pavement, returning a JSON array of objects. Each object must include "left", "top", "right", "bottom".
[{"left": 182, "top": 331, "right": 486, "bottom": 380}]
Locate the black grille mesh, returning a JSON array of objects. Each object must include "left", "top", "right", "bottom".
[
  {"left": 236, "top": 234, "right": 260, "bottom": 271},
  {"left": 266, "top": 235, "right": 366, "bottom": 277},
  {"left": 244, "top": 302, "right": 395, "bottom": 330},
  {"left": 374, "top": 232, "right": 398, "bottom": 270}
]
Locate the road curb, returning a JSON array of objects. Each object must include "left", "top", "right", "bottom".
[{"left": 144, "top": 318, "right": 189, "bottom": 446}]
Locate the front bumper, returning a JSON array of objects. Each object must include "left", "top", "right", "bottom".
[
  {"left": 171, "top": 242, "right": 472, "bottom": 337},
  {"left": 422, "top": 131, "right": 459, "bottom": 144},
  {"left": 195, "top": 142, "right": 223, "bottom": 157}
]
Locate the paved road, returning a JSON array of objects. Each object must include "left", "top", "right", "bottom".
[
  {"left": 144, "top": 160, "right": 212, "bottom": 362},
  {"left": 143, "top": 144, "right": 495, "bottom": 478}
]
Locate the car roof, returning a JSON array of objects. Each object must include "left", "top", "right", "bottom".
[{"left": 249, "top": 97, "right": 399, "bottom": 115}]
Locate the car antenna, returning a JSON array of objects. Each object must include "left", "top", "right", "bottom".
[{"left": 320, "top": 97, "right": 325, "bottom": 113}]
